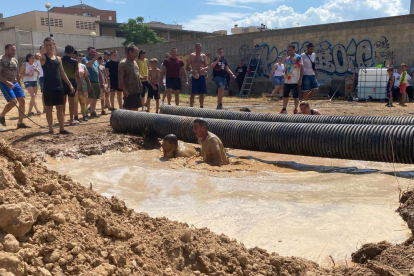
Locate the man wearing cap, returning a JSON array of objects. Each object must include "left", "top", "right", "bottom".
[
  {"left": 301, "top": 43, "right": 318, "bottom": 101},
  {"left": 103, "top": 50, "right": 111, "bottom": 65},
  {"left": 187, "top": 43, "right": 209, "bottom": 108}
]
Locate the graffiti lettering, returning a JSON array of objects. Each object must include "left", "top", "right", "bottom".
[
  {"left": 238, "top": 45, "right": 251, "bottom": 62},
  {"left": 374, "top": 36, "right": 390, "bottom": 49},
  {"left": 238, "top": 38, "right": 377, "bottom": 77},
  {"left": 375, "top": 50, "right": 394, "bottom": 60}
]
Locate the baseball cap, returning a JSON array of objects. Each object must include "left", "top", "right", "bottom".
[{"left": 104, "top": 50, "right": 111, "bottom": 56}]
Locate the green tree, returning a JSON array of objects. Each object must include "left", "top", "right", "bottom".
[{"left": 120, "top": 16, "right": 163, "bottom": 46}]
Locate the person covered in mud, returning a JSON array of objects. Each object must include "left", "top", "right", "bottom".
[
  {"left": 299, "top": 101, "right": 321, "bottom": 115},
  {"left": 192, "top": 118, "right": 229, "bottom": 166},
  {"left": 162, "top": 134, "right": 197, "bottom": 158}
]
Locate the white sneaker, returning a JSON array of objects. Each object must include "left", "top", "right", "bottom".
[{"left": 161, "top": 100, "right": 165, "bottom": 106}]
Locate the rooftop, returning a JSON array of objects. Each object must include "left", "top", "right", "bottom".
[{"left": 65, "top": 4, "right": 97, "bottom": 9}]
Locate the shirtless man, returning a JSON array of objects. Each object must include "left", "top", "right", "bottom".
[
  {"left": 299, "top": 101, "right": 321, "bottom": 115},
  {"left": 162, "top": 134, "right": 197, "bottom": 158},
  {"left": 192, "top": 118, "right": 229, "bottom": 166},
  {"left": 187, "top": 43, "right": 209, "bottom": 108}
]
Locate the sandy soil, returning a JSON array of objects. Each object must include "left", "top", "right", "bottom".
[{"left": 0, "top": 93, "right": 414, "bottom": 275}]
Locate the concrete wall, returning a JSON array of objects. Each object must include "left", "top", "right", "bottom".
[
  {"left": 0, "top": 12, "right": 38, "bottom": 33},
  {"left": 0, "top": 27, "right": 18, "bottom": 56},
  {"left": 114, "top": 14, "right": 414, "bottom": 97},
  {"left": 0, "top": 27, "right": 125, "bottom": 63}
]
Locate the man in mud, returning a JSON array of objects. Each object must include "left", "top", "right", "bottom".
[
  {"left": 192, "top": 118, "right": 229, "bottom": 166},
  {"left": 162, "top": 134, "right": 197, "bottom": 158},
  {"left": 187, "top": 43, "right": 209, "bottom": 108}
]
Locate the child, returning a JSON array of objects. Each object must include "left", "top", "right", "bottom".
[
  {"left": 399, "top": 63, "right": 408, "bottom": 106},
  {"left": 147, "top": 58, "right": 160, "bottom": 113},
  {"left": 299, "top": 101, "right": 321, "bottom": 115},
  {"left": 386, "top": 68, "right": 395, "bottom": 107}
]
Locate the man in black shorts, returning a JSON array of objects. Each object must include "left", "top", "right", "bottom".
[
  {"left": 61, "top": 45, "right": 82, "bottom": 125},
  {"left": 40, "top": 37, "right": 73, "bottom": 134},
  {"left": 105, "top": 50, "right": 122, "bottom": 110},
  {"left": 161, "top": 47, "right": 188, "bottom": 106},
  {"left": 280, "top": 45, "right": 303, "bottom": 114},
  {"left": 118, "top": 45, "right": 142, "bottom": 111}
]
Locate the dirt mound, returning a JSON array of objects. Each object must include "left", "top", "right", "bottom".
[
  {"left": 0, "top": 140, "right": 331, "bottom": 275},
  {"left": 1, "top": 139, "right": 414, "bottom": 276},
  {"left": 3, "top": 124, "right": 143, "bottom": 160}
]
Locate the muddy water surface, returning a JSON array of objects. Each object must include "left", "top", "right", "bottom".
[{"left": 48, "top": 149, "right": 412, "bottom": 267}]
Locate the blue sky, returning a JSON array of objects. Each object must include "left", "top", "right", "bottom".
[{"left": 1, "top": 0, "right": 410, "bottom": 33}]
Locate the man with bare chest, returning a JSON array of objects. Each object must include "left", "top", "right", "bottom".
[{"left": 187, "top": 43, "right": 209, "bottom": 108}]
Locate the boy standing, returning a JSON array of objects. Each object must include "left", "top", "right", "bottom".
[
  {"left": 399, "top": 63, "right": 408, "bottom": 106},
  {"left": 147, "top": 58, "right": 160, "bottom": 113}
]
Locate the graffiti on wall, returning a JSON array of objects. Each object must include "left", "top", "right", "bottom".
[
  {"left": 374, "top": 36, "right": 394, "bottom": 65},
  {"left": 238, "top": 37, "right": 393, "bottom": 78}
]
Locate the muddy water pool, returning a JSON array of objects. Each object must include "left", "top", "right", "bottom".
[{"left": 48, "top": 148, "right": 412, "bottom": 267}]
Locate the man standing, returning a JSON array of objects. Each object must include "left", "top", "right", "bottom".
[
  {"left": 192, "top": 118, "right": 229, "bottom": 166},
  {"left": 235, "top": 60, "right": 248, "bottom": 94},
  {"left": 301, "top": 43, "right": 318, "bottom": 101},
  {"left": 211, "top": 48, "right": 236, "bottom": 109},
  {"left": 40, "top": 37, "right": 73, "bottom": 134},
  {"left": 118, "top": 45, "right": 142, "bottom": 111},
  {"left": 187, "top": 43, "right": 209, "bottom": 108},
  {"left": 161, "top": 48, "right": 188, "bottom": 106},
  {"left": 280, "top": 45, "right": 303, "bottom": 114},
  {"left": 105, "top": 50, "right": 122, "bottom": 110},
  {"left": 0, "top": 44, "right": 30, "bottom": 128},
  {"left": 61, "top": 45, "right": 82, "bottom": 125},
  {"left": 82, "top": 46, "right": 104, "bottom": 118}
]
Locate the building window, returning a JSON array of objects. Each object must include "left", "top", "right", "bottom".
[
  {"left": 76, "top": 21, "right": 96, "bottom": 30},
  {"left": 170, "top": 33, "right": 182, "bottom": 41},
  {"left": 109, "top": 16, "right": 112, "bottom": 21},
  {"left": 82, "top": 13, "right": 93, "bottom": 17},
  {"left": 40, "top": 17, "right": 63, "bottom": 27}
]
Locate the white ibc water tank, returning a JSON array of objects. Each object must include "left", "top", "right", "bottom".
[{"left": 357, "top": 68, "right": 388, "bottom": 99}]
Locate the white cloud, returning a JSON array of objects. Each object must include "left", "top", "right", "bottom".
[
  {"left": 106, "top": 0, "right": 126, "bottom": 4},
  {"left": 234, "top": 0, "right": 408, "bottom": 30},
  {"left": 183, "top": 12, "right": 248, "bottom": 33},
  {"left": 205, "top": 0, "right": 281, "bottom": 9},
  {"left": 184, "top": 0, "right": 408, "bottom": 32}
]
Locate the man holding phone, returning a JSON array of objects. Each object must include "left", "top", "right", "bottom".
[{"left": 82, "top": 46, "right": 105, "bottom": 118}]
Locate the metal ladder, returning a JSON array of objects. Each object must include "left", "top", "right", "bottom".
[{"left": 239, "top": 45, "right": 264, "bottom": 97}]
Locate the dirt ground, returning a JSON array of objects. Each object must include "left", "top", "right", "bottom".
[{"left": 0, "top": 92, "right": 414, "bottom": 275}]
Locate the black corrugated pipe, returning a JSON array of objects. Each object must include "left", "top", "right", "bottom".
[
  {"left": 160, "top": 106, "right": 414, "bottom": 125},
  {"left": 111, "top": 109, "right": 414, "bottom": 164}
]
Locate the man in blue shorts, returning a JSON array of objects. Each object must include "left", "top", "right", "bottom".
[
  {"left": 211, "top": 48, "right": 236, "bottom": 109},
  {"left": 187, "top": 43, "right": 209, "bottom": 108},
  {"left": 0, "top": 44, "right": 30, "bottom": 128},
  {"left": 301, "top": 43, "right": 318, "bottom": 101}
]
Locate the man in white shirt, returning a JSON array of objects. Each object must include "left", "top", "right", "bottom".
[
  {"left": 394, "top": 68, "right": 401, "bottom": 102},
  {"left": 301, "top": 43, "right": 318, "bottom": 101},
  {"left": 406, "top": 74, "right": 412, "bottom": 102}
]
